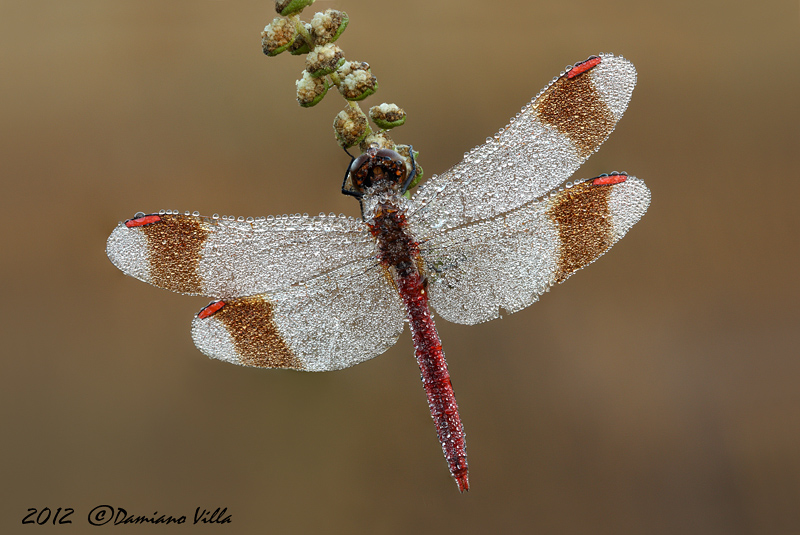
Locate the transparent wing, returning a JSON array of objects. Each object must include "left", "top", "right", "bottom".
[
  {"left": 106, "top": 212, "right": 377, "bottom": 298},
  {"left": 409, "top": 54, "right": 637, "bottom": 234},
  {"left": 191, "top": 258, "right": 405, "bottom": 371},
  {"left": 419, "top": 175, "right": 650, "bottom": 325}
]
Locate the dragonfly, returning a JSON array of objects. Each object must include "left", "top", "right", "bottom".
[{"left": 107, "top": 54, "right": 650, "bottom": 492}]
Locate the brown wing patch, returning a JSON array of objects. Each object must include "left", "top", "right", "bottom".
[
  {"left": 548, "top": 183, "right": 614, "bottom": 283},
  {"left": 140, "top": 215, "right": 210, "bottom": 294},
  {"left": 536, "top": 71, "right": 615, "bottom": 158},
  {"left": 213, "top": 297, "right": 302, "bottom": 369}
]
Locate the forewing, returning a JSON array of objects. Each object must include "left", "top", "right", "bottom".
[
  {"left": 106, "top": 212, "right": 376, "bottom": 298},
  {"left": 409, "top": 54, "right": 637, "bottom": 233},
  {"left": 191, "top": 259, "right": 405, "bottom": 371},
  {"left": 420, "top": 175, "right": 650, "bottom": 325}
]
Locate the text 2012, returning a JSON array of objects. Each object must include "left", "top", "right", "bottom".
[{"left": 22, "top": 508, "right": 74, "bottom": 525}]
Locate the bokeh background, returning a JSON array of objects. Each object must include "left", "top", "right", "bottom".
[{"left": 2, "top": 0, "right": 798, "bottom": 533}]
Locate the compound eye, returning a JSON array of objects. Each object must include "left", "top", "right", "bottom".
[
  {"left": 351, "top": 152, "right": 371, "bottom": 172},
  {"left": 349, "top": 152, "right": 374, "bottom": 192}
]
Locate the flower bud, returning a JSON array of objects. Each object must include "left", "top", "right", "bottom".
[
  {"left": 310, "top": 10, "right": 348, "bottom": 44},
  {"left": 306, "top": 43, "right": 345, "bottom": 78},
  {"left": 369, "top": 103, "right": 406, "bottom": 130},
  {"left": 261, "top": 18, "right": 298, "bottom": 57},
  {"left": 275, "top": 0, "right": 315, "bottom": 17},
  {"left": 296, "top": 71, "right": 329, "bottom": 107},
  {"left": 333, "top": 106, "right": 369, "bottom": 149},
  {"left": 335, "top": 61, "right": 378, "bottom": 101}
]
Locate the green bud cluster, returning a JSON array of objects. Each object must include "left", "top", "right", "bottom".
[{"left": 261, "top": 1, "right": 422, "bottom": 190}]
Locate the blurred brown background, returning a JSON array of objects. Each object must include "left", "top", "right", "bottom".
[{"left": 1, "top": 0, "right": 798, "bottom": 533}]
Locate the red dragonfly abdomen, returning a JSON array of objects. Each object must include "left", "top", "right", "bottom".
[
  {"left": 371, "top": 204, "right": 469, "bottom": 492},
  {"left": 397, "top": 270, "right": 469, "bottom": 491}
]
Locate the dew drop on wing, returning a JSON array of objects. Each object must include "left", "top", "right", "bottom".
[{"left": 134, "top": 211, "right": 145, "bottom": 219}]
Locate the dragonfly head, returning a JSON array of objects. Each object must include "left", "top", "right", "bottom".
[{"left": 347, "top": 146, "right": 409, "bottom": 196}]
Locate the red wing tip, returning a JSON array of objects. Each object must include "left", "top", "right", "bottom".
[
  {"left": 567, "top": 56, "right": 602, "bottom": 79},
  {"left": 592, "top": 173, "right": 628, "bottom": 186},
  {"left": 125, "top": 214, "right": 162, "bottom": 227},
  {"left": 456, "top": 475, "right": 470, "bottom": 493},
  {"left": 197, "top": 300, "right": 225, "bottom": 319}
]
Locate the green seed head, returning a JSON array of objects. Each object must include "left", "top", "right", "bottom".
[
  {"left": 359, "top": 131, "right": 395, "bottom": 152},
  {"left": 261, "top": 18, "right": 298, "bottom": 57},
  {"left": 306, "top": 43, "right": 345, "bottom": 77},
  {"left": 289, "top": 24, "right": 312, "bottom": 55},
  {"left": 296, "top": 71, "right": 330, "bottom": 107},
  {"left": 310, "top": 10, "right": 349, "bottom": 45},
  {"left": 333, "top": 106, "right": 369, "bottom": 149},
  {"left": 395, "top": 144, "right": 423, "bottom": 191},
  {"left": 335, "top": 61, "right": 378, "bottom": 101},
  {"left": 369, "top": 103, "right": 406, "bottom": 130},
  {"left": 275, "top": 0, "right": 315, "bottom": 17}
]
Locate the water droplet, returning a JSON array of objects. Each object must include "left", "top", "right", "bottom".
[{"left": 212, "top": 213, "right": 219, "bottom": 219}]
